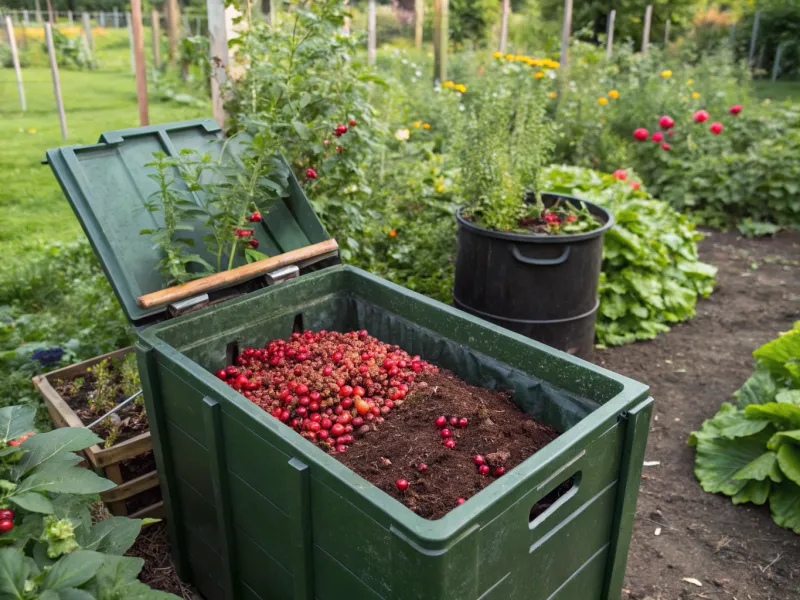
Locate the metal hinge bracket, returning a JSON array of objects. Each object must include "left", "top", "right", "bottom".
[
  {"left": 168, "top": 293, "right": 210, "bottom": 317},
  {"left": 265, "top": 265, "right": 300, "bottom": 286}
]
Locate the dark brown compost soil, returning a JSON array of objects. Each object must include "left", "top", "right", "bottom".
[{"left": 336, "top": 370, "right": 560, "bottom": 520}]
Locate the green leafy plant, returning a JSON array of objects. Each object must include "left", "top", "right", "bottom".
[
  {"left": 120, "top": 355, "right": 140, "bottom": 401},
  {"left": 86, "top": 359, "right": 115, "bottom": 415},
  {"left": 45, "top": 30, "right": 95, "bottom": 71},
  {"left": 0, "top": 405, "right": 177, "bottom": 598},
  {"left": 689, "top": 322, "right": 800, "bottom": 534}
]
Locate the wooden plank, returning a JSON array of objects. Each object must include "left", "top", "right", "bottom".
[
  {"left": 641, "top": 4, "right": 652, "bottom": 55},
  {"left": 559, "top": 0, "right": 573, "bottom": 69},
  {"left": 130, "top": 0, "right": 148, "bottom": 126},
  {"left": 130, "top": 500, "right": 165, "bottom": 519},
  {"left": 136, "top": 238, "right": 339, "bottom": 309},
  {"left": 101, "top": 469, "right": 159, "bottom": 503},
  {"left": 606, "top": 10, "right": 615, "bottom": 59},
  {"left": 104, "top": 463, "right": 129, "bottom": 515},
  {"left": 93, "top": 431, "right": 153, "bottom": 468},
  {"left": 4, "top": 16, "right": 25, "bottom": 111},
  {"left": 206, "top": 0, "right": 229, "bottom": 127},
  {"left": 498, "top": 0, "right": 509, "bottom": 54},
  {"left": 414, "top": 0, "right": 423, "bottom": 49},
  {"left": 151, "top": 9, "right": 160, "bottom": 69},
  {"left": 44, "top": 23, "right": 67, "bottom": 140}
]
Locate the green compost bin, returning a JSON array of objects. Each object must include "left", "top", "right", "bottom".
[{"left": 47, "top": 120, "right": 653, "bottom": 600}]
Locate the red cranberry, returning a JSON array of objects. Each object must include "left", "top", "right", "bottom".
[{"left": 395, "top": 479, "right": 409, "bottom": 492}]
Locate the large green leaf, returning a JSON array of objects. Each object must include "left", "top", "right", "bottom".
[
  {"left": 694, "top": 429, "right": 774, "bottom": 496},
  {"left": 0, "top": 406, "right": 36, "bottom": 444},
  {"left": 754, "top": 322, "right": 800, "bottom": 386},
  {"left": 12, "top": 429, "right": 103, "bottom": 480},
  {"left": 768, "top": 429, "right": 800, "bottom": 450},
  {"left": 776, "top": 389, "right": 800, "bottom": 405},
  {"left": 769, "top": 480, "right": 800, "bottom": 534},
  {"left": 9, "top": 492, "right": 54, "bottom": 514},
  {"left": 688, "top": 403, "right": 769, "bottom": 446},
  {"left": 745, "top": 402, "right": 800, "bottom": 430},
  {"left": 14, "top": 463, "right": 115, "bottom": 497},
  {"left": 732, "top": 451, "right": 782, "bottom": 483},
  {"left": 0, "top": 548, "right": 32, "bottom": 598},
  {"left": 77, "top": 517, "right": 143, "bottom": 556},
  {"left": 732, "top": 479, "right": 770, "bottom": 505},
  {"left": 85, "top": 555, "right": 178, "bottom": 599},
  {"left": 53, "top": 589, "right": 95, "bottom": 600},
  {"left": 776, "top": 443, "right": 800, "bottom": 487},
  {"left": 734, "top": 367, "right": 778, "bottom": 407},
  {"left": 41, "top": 551, "right": 104, "bottom": 591}
]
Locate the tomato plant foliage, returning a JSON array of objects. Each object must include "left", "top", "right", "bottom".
[{"left": 690, "top": 322, "right": 800, "bottom": 534}]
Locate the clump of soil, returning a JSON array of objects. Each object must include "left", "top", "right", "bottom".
[
  {"left": 55, "top": 354, "right": 148, "bottom": 447},
  {"left": 336, "top": 371, "right": 559, "bottom": 519}
]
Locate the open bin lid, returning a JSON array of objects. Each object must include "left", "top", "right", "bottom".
[{"left": 46, "top": 119, "right": 337, "bottom": 327}]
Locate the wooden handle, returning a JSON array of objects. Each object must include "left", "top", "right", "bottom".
[{"left": 136, "top": 238, "right": 339, "bottom": 309}]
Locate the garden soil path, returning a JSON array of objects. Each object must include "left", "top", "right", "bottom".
[{"left": 595, "top": 230, "right": 800, "bottom": 600}]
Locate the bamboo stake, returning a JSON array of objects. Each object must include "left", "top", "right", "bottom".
[
  {"left": 559, "top": 0, "right": 572, "bottom": 68},
  {"left": 641, "top": 5, "right": 652, "bottom": 55},
  {"left": 606, "top": 9, "right": 615, "bottom": 59},
  {"left": 4, "top": 16, "right": 25, "bottom": 112},
  {"left": 44, "top": 23, "right": 67, "bottom": 139},
  {"left": 151, "top": 9, "right": 161, "bottom": 69},
  {"left": 432, "top": 0, "right": 448, "bottom": 82},
  {"left": 166, "top": 0, "right": 179, "bottom": 63},
  {"left": 130, "top": 0, "right": 149, "bottom": 126},
  {"left": 367, "top": 0, "right": 376, "bottom": 65},
  {"left": 414, "top": 0, "right": 423, "bottom": 49},
  {"left": 498, "top": 0, "right": 509, "bottom": 54}
]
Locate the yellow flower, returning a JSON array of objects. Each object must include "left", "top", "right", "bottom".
[
  {"left": 492, "top": 51, "right": 502, "bottom": 59},
  {"left": 504, "top": 54, "right": 514, "bottom": 61},
  {"left": 682, "top": 96, "right": 689, "bottom": 102},
  {"left": 395, "top": 128, "right": 410, "bottom": 141},
  {"left": 692, "top": 91, "right": 700, "bottom": 99},
  {"left": 514, "top": 55, "right": 526, "bottom": 62},
  {"left": 534, "top": 71, "right": 545, "bottom": 79},
  {"left": 597, "top": 97, "right": 608, "bottom": 106},
  {"left": 455, "top": 84, "right": 467, "bottom": 93},
  {"left": 443, "top": 80, "right": 454, "bottom": 88},
  {"left": 660, "top": 69, "right": 672, "bottom": 78},
  {"left": 548, "top": 91, "right": 557, "bottom": 99},
  {"left": 27, "top": 128, "right": 37, "bottom": 134},
  {"left": 435, "top": 178, "right": 446, "bottom": 193},
  {"left": 530, "top": 58, "right": 543, "bottom": 67},
  {"left": 688, "top": 78, "right": 694, "bottom": 85},
  {"left": 389, "top": 229, "right": 397, "bottom": 237},
  {"left": 422, "top": 123, "right": 431, "bottom": 130},
  {"left": 608, "top": 90, "right": 619, "bottom": 99},
  {"left": 413, "top": 121, "right": 421, "bottom": 129},
  {"left": 549, "top": 60, "right": 560, "bottom": 69}
]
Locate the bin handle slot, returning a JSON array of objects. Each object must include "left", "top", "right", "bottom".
[
  {"left": 293, "top": 313, "right": 304, "bottom": 334},
  {"left": 510, "top": 245, "right": 570, "bottom": 266},
  {"left": 226, "top": 341, "right": 239, "bottom": 366},
  {"left": 528, "top": 472, "right": 581, "bottom": 526}
]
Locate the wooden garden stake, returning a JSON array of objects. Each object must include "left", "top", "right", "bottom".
[
  {"left": 166, "top": 0, "right": 180, "bottom": 63},
  {"left": 772, "top": 41, "right": 789, "bottom": 82},
  {"left": 113, "top": 7, "right": 119, "bottom": 28},
  {"left": 432, "top": 0, "right": 448, "bottom": 83},
  {"left": 130, "top": 0, "right": 149, "bottom": 126},
  {"left": 34, "top": 0, "right": 42, "bottom": 23},
  {"left": 82, "top": 12, "right": 93, "bottom": 49},
  {"left": 748, "top": 11, "right": 760, "bottom": 65},
  {"left": 23, "top": 9, "right": 29, "bottom": 25},
  {"left": 367, "top": 0, "right": 376, "bottom": 65},
  {"left": 663, "top": 19, "right": 669, "bottom": 45},
  {"left": 641, "top": 5, "right": 652, "bottom": 55},
  {"left": 559, "top": 0, "right": 572, "bottom": 69},
  {"left": 414, "top": 0, "right": 423, "bottom": 49},
  {"left": 498, "top": 0, "right": 510, "bottom": 54},
  {"left": 67, "top": 10, "right": 72, "bottom": 24},
  {"left": 606, "top": 9, "right": 615, "bottom": 59},
  {"left": 45, "top": 0, "right": 53, "bottom": 23},
  {"left": 99, "top": 11, "right": 105, "bottom": 27},
  {"left": 44, "top": 23, "right": 67, "bottom": 139},
  {"left": 206, "top": 0, "right": 230, "bottom": 127},
  {"left": 127, "top": 16, "right": 135, "bottom": 74},
  {"left": 151, "top": 9, "right": 161, "bottom": 69},
  {"left": 4, "top": 16, "right": 26, "bottom": 112}
]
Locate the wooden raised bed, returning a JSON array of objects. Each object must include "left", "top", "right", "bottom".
[{"left": 32, "top": 347, "right": 164, "bottom": 519}]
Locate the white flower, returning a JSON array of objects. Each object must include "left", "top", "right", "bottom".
[
  {"left": 459, "top": 105, "right": 465, "bottom": 111},
  {"left": 401, "top": 59, "right": 408, "bottom": 65},
  {"left": 415, "top": 70, "right": 422, "bottom": 77},
  {"left": 395, "top": 128, "right": 410, "bottom": 141}
]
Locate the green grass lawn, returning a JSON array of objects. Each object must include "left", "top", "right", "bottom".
[
  {"left": 751, "top": 79, "right": 800, "bottom": 104},
  {"left": 0, "top": 28, "right": 210, "bottom": 259}
]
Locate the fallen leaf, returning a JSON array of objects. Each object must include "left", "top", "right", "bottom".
[
  {"left": 643, "top": 461, "right": 661, "bottom": 467},
  {"left": 682, "top": 577, "right": 703, "bottom": 587},
  {"left": 654, "top": 527, "right": 662, "bottom": 536}
]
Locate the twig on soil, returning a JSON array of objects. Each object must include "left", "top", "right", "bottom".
[{"left": 758, "top": 555, "right": 782, "bottom": 573}]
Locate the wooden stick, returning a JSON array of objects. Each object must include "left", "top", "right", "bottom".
[
  {"left": 663, "top": 19, "right": 669, "bottom": 45},
  {"left": 414, "top": 0, "right": 423, "bottom": 49},
  {"left": 130, "top": 0, "right": 148, "bottom": 125},
  {"left": 67, "top": 10, "right": 72, "bottom": 24},
  {"left": 367, "top": 0, "right": 376, "bottom": 65},
  {"left": 559, "top": 0, "right": 572, "bottom": 68},
  {"left": 151, "top": 9, "right": 160, "bottom": 69},
  {"left": 127, "top": 17, "right": 135, "bottom": 74},
  {"left": 44, "top": 23, "right": 67, "bottom": 139},
  {"left": 99, "top": 11, "right": 105, "bottom": 27},
  {"left": 432, "top": 0, "right": 448, "bottom": 82},
  {"left": 4, "top": 16, "right": 25, "bottom": 112},
  {"left": 606, "top": 9, "right": 615, "bottom": 59},
  {"left": 45, "top": 0, "right": 53, "bottom": 23},
  {"left": 206, "top": 0, "right": 229, "bottom": 128},
  {"left": 498, "top": 0, "right": 509, "bottom": 54},
  {"left": 82, "top": 12, "right": 93, "bottom": 49},
  {"left": 166, "top": 0, "right": 179, "bottom": 63},
  {"left": 113, "top": 6, "right": 119, "bottom": 28},
  {"left": 23, "top": 9, "right": 29, "bottom": 25},
  {"left": 641, "top": 5, "right": 652, "bottom": 55},
  {"left": 34, "top": 0, "right": 42, "bottom": 23},
  {"left": 137, "top": 239, "right": 339, "bottom": 309},
  {"left": 748, "top": 11, "right": 760, "bottom": 65}
]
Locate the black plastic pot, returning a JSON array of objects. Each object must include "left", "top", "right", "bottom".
[{"left": 453, "top": 192, "right": 614, "bottom": 357}]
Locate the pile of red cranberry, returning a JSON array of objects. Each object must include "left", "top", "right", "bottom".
[{"left": 214, "top": 330, "right": 437, "bottom": 453}]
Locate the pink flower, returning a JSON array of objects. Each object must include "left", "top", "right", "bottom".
[
  {"left": 710, "top": 122, "right": 723, "bottom": 135},
  {"left": 693, "top": 110, "right": 710, "bottom": 124},
  {"left": 629, "top": 181, "right": 641, "bottom": 190},
  {"left": 613, "top": 169, "right": 628, "bottom": 181},
  {"left": 633, "top": 128, "right": 649, "bottom": 141},
  {"left": 729, "top": 104, "right": 742, "bottom": 116},
  {"left": 661, "top": 143, "right": 671, "bottom": 151},
  {"left": 659, "top": 115, "right": 675, "bottom": 129},
  {"left": 651, "top": 132, "right": 664, "bottom": 142}
]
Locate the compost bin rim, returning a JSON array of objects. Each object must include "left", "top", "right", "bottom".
[
  {"left": 456, "top": 192, "right": 615, "bottom": 243},
  {"left": 137, "top": 265, "right": 650, "bottom": 541}
]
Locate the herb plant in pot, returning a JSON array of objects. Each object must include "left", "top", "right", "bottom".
[{"left": 451, "top": 92, "right": 614, "bottom": 357}]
